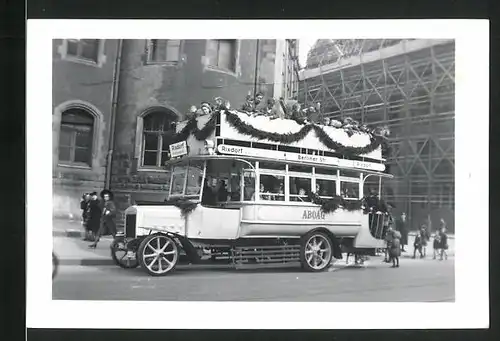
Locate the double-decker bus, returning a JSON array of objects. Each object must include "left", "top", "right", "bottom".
[{"left": 111, "top": 106, "right": 393, "bottom": 276}]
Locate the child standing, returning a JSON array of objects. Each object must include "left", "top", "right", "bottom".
[
  {"left": 432, "top": 230, "right": 441, "bottom": 260},
  {"left": 389, "top": 230, "right": 401, "bottom": 268},
  {"left": 413, "top": 230, "right": 423, "bottom": 259},
  {"left": 439, "top": 227, "right": 449, "bottom": 260}
]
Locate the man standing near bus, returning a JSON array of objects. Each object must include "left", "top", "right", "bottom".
[{"left": 396, "top": 212, "right": 409, "bottom": 252}]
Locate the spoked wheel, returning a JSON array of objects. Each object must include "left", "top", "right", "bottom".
[
  {"left": 138, "top": 234, "right": 179, "bottom": 276},
  {"left": 110, "top": 236, "right": 139, "bottom": 269},
  {"left": 300, "top": 231, "right": 333, "bottom": 272},
  {"left": 52, "top": 252, "right": 59, "bottom": 279}
]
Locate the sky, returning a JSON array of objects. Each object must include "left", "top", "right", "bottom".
[{"left": 298, "top": 38, "right": 318, "bottom": 69}]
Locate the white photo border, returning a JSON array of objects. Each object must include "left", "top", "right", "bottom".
[{"left": 26, "top": 19, "right": 489, "bottom": 329}]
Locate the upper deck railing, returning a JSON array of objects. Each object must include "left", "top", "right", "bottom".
[{"left": 169, "top": 97, "right": 391, "bottom": 172}]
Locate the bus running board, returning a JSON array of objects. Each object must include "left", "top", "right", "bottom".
[{"left": 232, "top": 245, "right": 301, "bottom": 267}]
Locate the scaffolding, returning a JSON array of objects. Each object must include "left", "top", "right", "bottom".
[{"left": 298, "top": 39, "right": 455, "bottom": 232}]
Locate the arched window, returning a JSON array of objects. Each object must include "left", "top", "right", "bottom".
[
  {"left": 58, "top": 108, "right": 94, "bottom": 166},
  {"left": 142, "top": 111, "right": 177, "bottom": 167}
]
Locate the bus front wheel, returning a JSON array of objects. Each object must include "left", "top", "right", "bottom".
[{"left": 138, "top": 233, "right": 179, "bottom": 276}]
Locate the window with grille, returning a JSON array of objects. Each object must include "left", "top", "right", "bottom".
[
  {"left": 65, "top": 39, "right": 100, "bottom": 63},
  {"left": 206, "top": 40, "right": 237, "bottom": 71},
  {"left": 142, "top": 111, "right": 177, "bottom": 167},
  {"left": 148, "top": 40, "right": 181, "bottom": 63},
  {"left": 58, "top": 108, "right": 94, "bottom": 166}
]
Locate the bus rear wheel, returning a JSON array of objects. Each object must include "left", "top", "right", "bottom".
[
  {"left": 138, "top": 233, "right": 179, "bottom": 276},
  {"left": 300, "top": 231, "right": 333, "bottom": 272}
]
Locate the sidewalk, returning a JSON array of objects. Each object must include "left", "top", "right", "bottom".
[
  {"left": 53, "top": 218, "right": 115, "bottom": 266},
  {"left": 53, "top": 218, "right": 454, "bottom": 268}
]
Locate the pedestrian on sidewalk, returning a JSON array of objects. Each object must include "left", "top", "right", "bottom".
[
  {"left": 412, "top": 228, "right": 423, "bottom": 259},
  {"left": 384, "top": 225, "right": 394, "bottom": 263},
  {"left": 86, "top": 192, "right": 102, "bottom": 242},
  {"left": 80, "top": 193, "right": 92, "bottom": 241},
  {"left": 89, "top": 189, "right": 117, "bottom": 249},
  {"left": 389, "top": 230, "right": 401, "bottom": 268},
  {"left": 432, "top": 228, "right": 442, "bottom": 260},
  {"left": 396, "top": 212, "right": 409, "bottom": 252},
  {"left": 421, "top": 225, "right": 430, "bottom": 258},
  {"left": 439, "top": 225, "right": 449, "bottom": 261}
]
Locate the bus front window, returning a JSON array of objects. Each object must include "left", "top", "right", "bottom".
[
  {"left": 185, "top": 161, "right": 204, "bottom": 197},
  {"left": 170, "top": 166, "right": 186, "bottom": 196}
]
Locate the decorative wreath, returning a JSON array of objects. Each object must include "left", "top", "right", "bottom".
[{"left": 172, "top": 110, "right": 390, "bottom": 158}]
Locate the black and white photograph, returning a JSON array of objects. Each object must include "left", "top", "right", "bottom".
[{"left": 26, "top": 20, "right": 489, "bottom": 329}]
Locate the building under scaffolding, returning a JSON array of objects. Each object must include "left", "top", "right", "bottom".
[{"left": 298, "top": 39, "right": 455, "bottom": 232}]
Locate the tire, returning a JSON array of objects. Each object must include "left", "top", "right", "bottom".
[
  {"left": 300, "top": 231, "right": 333, "bottom": 272},
  {"left": 137, "top": 233, "right": 179, "bottom": 276},
  {"left": 110, "top": 236, "right": 139, "bottom": 269}
]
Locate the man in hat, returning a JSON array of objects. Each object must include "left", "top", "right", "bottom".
[{"left": 89, "top": 189, "right": 117, "bottom": 248}]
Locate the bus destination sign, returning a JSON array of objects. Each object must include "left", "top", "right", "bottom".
[
  {"left": 169, "top": 141, "right": 188, "bottom": 158},
  {"left": 217, "top": 144, "right": 385, "bottom": 172}
]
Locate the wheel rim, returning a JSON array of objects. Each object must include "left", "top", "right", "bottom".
[
  {"left": 304, "top": 234, "right": 332, "bottom": 270},
  {"left": 112, "top": 240, "right": 138, "bottom": 267},
  {"left": 142, "top": 235, "right": 178, "bottom": 274}
]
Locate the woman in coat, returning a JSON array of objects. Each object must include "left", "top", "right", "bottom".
[
  {"left": 86, "top": 192, "right": 102, "bottom": 241},
  {"left": 389, "top": 230, "right": 401, "bottom": 268},
  {"left": 89, "top": 189, "right": 117, "bottom": 249}
]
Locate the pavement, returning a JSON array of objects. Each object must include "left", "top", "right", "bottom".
[
  {"left": 52, "top": 253, "right": 455, "bottom": 302},
  {"left": 52, "top": 218, "right": 455, "bottom": 267},
  {"left": 52, "top": 219, "right": 455, "bottom": 301}
]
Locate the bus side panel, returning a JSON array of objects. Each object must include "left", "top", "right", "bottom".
[
  {"left": 185, "top": 206, "right": 240, "bottom": 240},
  {"left": 238, "top": 204, "right": 362, "bottom": 237}
]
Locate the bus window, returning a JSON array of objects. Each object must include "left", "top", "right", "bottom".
[
  {"left": 289, "top": 165, "right": 313, "bottom": 173},
  {"left": 340, "top": 170, "right": 360, "bottom": 179},
  {"left": 228, "top": 171, "right": 242, "bottom": 201},
  {"left": 243, "top": 171, "right": 256, "bottom": 201},
  {"left": 259, "top": 162, "right": 286, "bottom": 171},
  {"left": 260, "top": 174, "right": 285, "bottom": 201},
  {"left": 341, "top": 181, "right": 360, "bottom": 200},
  {"left": 315, "top": 167, "right": 337, "bottom": 176},
  {"left": 289, "top": 177, "right": 311, "bottom": 202},
  {"left": 316, "top": 179, "right": 336, "bottom": 197},
  {"left": 170, "top": 166, "right": 187, "bottom": 196},
  {"left": 185, "top": 162, "right": 204, "bottom": 196}
]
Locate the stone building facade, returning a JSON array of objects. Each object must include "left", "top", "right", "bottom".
[{"left": 52, "top": 39, "right": 299, "bottom": 226}]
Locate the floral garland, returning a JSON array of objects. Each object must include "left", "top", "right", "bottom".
[
  {"left": 164, "top": 198, "right": 198, "bottom": 218},
  {"left": 224, "top": 111, "right": 385, "bottom": 157},
  {"left": 307, "top": 191, "right": 389, "bottom": 215},
  {"left": 171, "top": 109, "right": 390, "bottom": 158},
  {"left": 173, "top": 113, "right": 217, "bottom": 143}
]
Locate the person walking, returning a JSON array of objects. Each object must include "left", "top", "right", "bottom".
[
  {"left": 89, "top": 189, "right": 117, "bottom": 249},
  {"left": 396, "top": 212, "right": 409, "bottom": 252}
]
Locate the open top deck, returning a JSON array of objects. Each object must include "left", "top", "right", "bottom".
[{"left": 171, "top": 109, "right": 389, "bottom": 174}]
